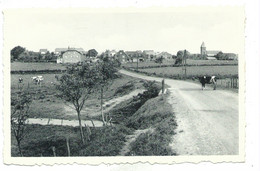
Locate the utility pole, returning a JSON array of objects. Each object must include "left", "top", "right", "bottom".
[
  {"left": 182, "top": 49, "right": 187, "bottom": 80},
  {"left": 136, "top": 54, "right": 139, "bottom": 71}
]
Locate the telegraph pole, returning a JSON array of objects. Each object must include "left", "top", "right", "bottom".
[
  {"left": 182, "top": 49, "right": 187, "bottom": 80},
  {"left": 136, "top": 54, "right": 139, "bottom": 71}
]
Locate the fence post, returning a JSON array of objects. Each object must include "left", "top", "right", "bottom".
[
  {"left": 52, "top": 146, "right": 56, "bottom": 157},
  {"left": 47, "top": 118, "right": 51, "bottom": 125},
  {"left": 66, "top": 137, "right": 70, "bottom": 157},
  {"left": 162, "top": 79, "right": 165, "bottom": 94}
]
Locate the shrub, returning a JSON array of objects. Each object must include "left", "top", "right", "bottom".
[{"left": 114, "top": 81, "right": 135, "bottom": 96}]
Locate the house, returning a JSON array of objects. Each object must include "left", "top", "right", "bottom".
[
  {"left": 57, "top": 49, "right": 86, "bottom": 64},
  {"left": 114, "top": 50, "right": 129, "bottom": 63},
  {"left": 103, "top": 50, "right": 117, "bottom": 58},
  {"left": 156, "top": 52, "right": 172, "bottom": 60},
  {"left": 143, "top": 50, "right": 156, "bottom": 61},
  {"left": 125, "top": 50, "right": 146, "bottom": 62},
  {"left": 39, "top": 49, "right": 48, "bottom": 55},
  {"left": 206, "top": 50, "right": 221, "bottom": 57},
  {"left": 55, "top": 47, "right": 85, "bottom": 55},
  {"left": 87, "top": 49, "right": 98, "bottom": 57},
  {"left": 223, "top": 53, "right": 238, "bottom": 60}
]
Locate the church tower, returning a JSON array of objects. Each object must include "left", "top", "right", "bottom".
[{"left": 200, "top": 42, "right": 207, "bottom": 56}]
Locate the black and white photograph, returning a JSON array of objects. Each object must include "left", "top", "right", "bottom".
[{"left": 2, "top": 4, "right": 248, "bottom": 166}]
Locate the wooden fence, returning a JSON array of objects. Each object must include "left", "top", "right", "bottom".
[{"left": 217, "top": 78, "right": 239, "bottom": 89}]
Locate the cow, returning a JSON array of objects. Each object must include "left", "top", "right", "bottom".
[
  {"left": 31, "top": 76, "right": 44, "bottom": 85},
  {"left": 198, "top": 76, "right": 217, "bottom": 90},
  {"left": 18, "top": 77, "right": 23, "bottom": 83}
]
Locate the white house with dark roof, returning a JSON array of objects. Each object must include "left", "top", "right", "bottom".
[
  {"left": 55, "top": 47, "right": 85, "bottom": 55},
  {"left": 57, "top": 49, "right": 86, "bottom": 64}
]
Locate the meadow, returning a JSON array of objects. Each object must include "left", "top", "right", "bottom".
[
  {"left": 122, "top": 59, "right": 238, "bottom": 69},
  {"left": 11, "top": 73, "right": 145, "bottom": 121},
  {"left": 139, "top": 65, "right": 238, "bottom": 78},
  {"left": 11, "top": 62, "right": 66, "bottom": 71}
]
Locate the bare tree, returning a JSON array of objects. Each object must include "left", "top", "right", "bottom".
[{"left": 11, "top": 92, "right": 32, "bottom": 156}]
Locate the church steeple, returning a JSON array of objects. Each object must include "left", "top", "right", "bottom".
[
  {"left": 201, "top": 42, "right": 205, "bottom": 48},
  {"left": 200, "top": 42, "right": 207, "bottom": 56}
]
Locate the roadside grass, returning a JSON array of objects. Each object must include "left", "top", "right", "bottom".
[
  {"left": 125, "top": 94, "right": 177, "bottom": 156},
  {"left": 107, "top": 81, "right": 161, "bottom": 124}
]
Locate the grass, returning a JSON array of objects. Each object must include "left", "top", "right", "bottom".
[
  {"left": 138, "top": 65, "right": 238, "bottom": 79},
  {"left": 140, "top": 65, "right": 238, "bottom": 76},
  {"left": 11, "top": 62, "right": 66, "bottom": 71},
  {"left": 122, "top": 59, "right": 238, "bottom": 69},
  {"left": 11, "top": 80, "right": 161, "bottom": 157},
  {"left": 11, "top": 69, "right": 177, "bottom": 156},
  {"left": 126, "top": 94, "right": 177, "bottom": 156},
  {"left": 11, "top": 73, "right": 145, "bottom": 120},
  {"left": 11, "top": 124, "right": 132, "bottom": 156}
]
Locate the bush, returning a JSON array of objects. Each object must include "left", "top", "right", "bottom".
[{"left": 114, "top": 81, "right": 135, "bottom": 96}]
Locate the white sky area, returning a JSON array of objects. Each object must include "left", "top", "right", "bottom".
[{"left": 4, "top": 7, "right": 244, "bottom": 55}]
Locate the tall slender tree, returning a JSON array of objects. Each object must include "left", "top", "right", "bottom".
[
  {"left": 95, "top": 58, "right": 118, "bottom": 125},
  {"left": 56, "top": 64, "right": 97, "bottom": 144}
]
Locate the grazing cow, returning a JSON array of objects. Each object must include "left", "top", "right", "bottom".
[
  {"left": 198, "top": 76, "right": 217, "bottom": 90},
  {"left": 31, "top": 76, "right": 44, "bottom": 85},
  {"left": 18, "top": 77, "right": 23, "bottom": 83}
]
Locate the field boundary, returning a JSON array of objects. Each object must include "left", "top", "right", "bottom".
[
  {"left": 122, "top": 63, "right": 238, "bottom": 69},
  {"left": 11, "top": 69, "right": 66, "bottom": 74},
  {"left": 122, "top": 67, "right": 239, "bottom": 80}
]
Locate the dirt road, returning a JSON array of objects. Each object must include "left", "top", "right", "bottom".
[{"left": 119, "top": 69, "right": 238, "bottom": 155}]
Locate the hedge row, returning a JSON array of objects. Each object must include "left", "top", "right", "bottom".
[{"left": 11, "top": 69, "right": 66, "bottom": 74}]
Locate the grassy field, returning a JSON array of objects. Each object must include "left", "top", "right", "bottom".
[
  {"left": 11, "top": 62, "right": 66, "bottom": 71},
  {"left": 122, "top": 59, "right": 238, "bottom": 68},
  {"left": 139, "top": 65, "right": 238, "bottom": 78},
  {"left": 11, "top": 79, "right": 172, "bottom": 156},
  {"left": 11, "top": 73, "right": 145, "bottom": 121}
]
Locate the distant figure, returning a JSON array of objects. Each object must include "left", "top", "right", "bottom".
[
  {"left": 55, "top": 75, "right": 59, "bottom": 81},
  {"left": 198, "top": 76, "right": 217, "bottom": 90}
]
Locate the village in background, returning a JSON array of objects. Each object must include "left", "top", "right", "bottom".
[{"left": 11, "top": 42, "right": 238, "bottom": 65}]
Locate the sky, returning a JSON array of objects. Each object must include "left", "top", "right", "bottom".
[{"left": 4, "top": 7, "right": 244, "bottom": 55}]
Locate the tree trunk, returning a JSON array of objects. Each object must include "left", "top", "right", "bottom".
[
  {"left": 17, "top": 141, "right": 23, "bottom": 157},
  {"left": 100, "top": 87, "right": 105, "bottom": 125},
  {"left": 77, "top": 110, "right": 85, "bottom": 145}
]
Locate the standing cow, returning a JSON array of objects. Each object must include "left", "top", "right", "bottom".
[
  {"left": 31, "top": 76, "right": 44, "bottom": 85},
  {"left": 198, "top": 76, "right": 217, "bottom": 90}
]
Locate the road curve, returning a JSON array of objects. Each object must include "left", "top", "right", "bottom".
[{"left": 119, "top": 69, "right": 238, "bottom": 155}]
